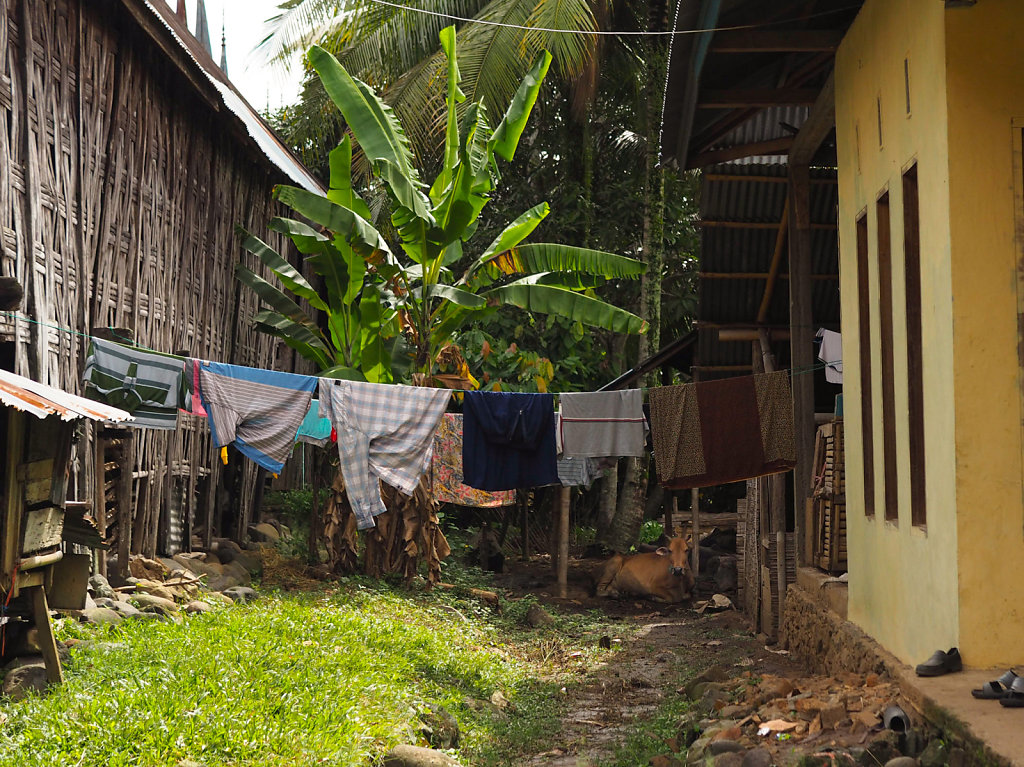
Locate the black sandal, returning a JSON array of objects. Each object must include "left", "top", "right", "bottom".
[
  {"left": 972, "top": 670, "right": 1017, "bottom": 699},
  {"left": 998, "top": 676, "right": 1024, "bottom": 707}
]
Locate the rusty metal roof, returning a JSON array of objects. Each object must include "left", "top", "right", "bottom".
[{"left": 0, "top": 369, "right": 134, "bottom": 423}]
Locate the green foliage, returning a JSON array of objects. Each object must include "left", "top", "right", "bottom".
[
  {"left": 244, "top": 28, "right": 647, "bottom": 385},
  {"left": 638, "top": 519, "right": 664, "bottom": 545}
]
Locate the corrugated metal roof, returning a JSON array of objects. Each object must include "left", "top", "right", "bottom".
[
  {"left": 0, "top": 369, "right": 134, "bottom": 423},
  {"left": 143, "top": 1, "right": 325, "bottom": 195}
]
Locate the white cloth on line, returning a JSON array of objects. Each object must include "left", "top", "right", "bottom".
[{"left": 816, "top": 328, "right": 843, "bottom": 384}]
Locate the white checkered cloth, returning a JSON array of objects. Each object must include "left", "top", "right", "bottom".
[{"left": 319, "top": 379, "right": 451, "bottom": 529}]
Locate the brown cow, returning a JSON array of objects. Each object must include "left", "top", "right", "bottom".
[{"left": 595, "top": 537, "right": 695, "bottom": 603}]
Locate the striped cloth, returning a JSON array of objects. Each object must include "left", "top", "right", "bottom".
[
  {"left": 319, "top": 378, "right": 451, "bottom": 530},
  {"left": 198, "top": 361, "right": 317, "bottom": 474},
  {"left": 559, "top": 389, "right": 646, "bottom": 457},
  {"left": 83, "top": 338, "right": 185, "bottom": 430},
  {"left": 556, "top": 457, "right": 605, "bottom": 488}
]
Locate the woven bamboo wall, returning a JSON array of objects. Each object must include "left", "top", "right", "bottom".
[{"left": 0, "top": 0, "right": 315, "bottom": 556}]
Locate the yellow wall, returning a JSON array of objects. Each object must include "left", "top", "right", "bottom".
[
  {"left": 835, "top": 0, "right": 960, "bottom": 666},
  {"left": 945, "top": 0, "right": 1024, "bottom": 668}
]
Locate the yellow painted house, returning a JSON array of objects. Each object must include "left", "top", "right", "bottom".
[
  {"left": 836, "top": 0, "right": 1024, "bottom": 669},
  {"left": 662, "top": 0, "right": 1024, "bottom": 670}
]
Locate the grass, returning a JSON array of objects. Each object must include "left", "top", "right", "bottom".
[{"left": 0, "top": 563, "right": 617, "bottom": 767}]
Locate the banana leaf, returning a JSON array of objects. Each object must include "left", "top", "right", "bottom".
[
  {"left": 266, "top": 218, "right": 329, "bottom": 255},
  {"left": 358, "top": 284, "right": 392, "bottom": 383},
  {"left": 490, "top": 51, "right": 552, "bottom": 162},
  {"left": 236, "top": 264, "right": 329, "bottom": 344},
  {"left": 274, "top": 185, "right": 393, "bottom": 263},
  {"left": 463, "top": 203, "right": 549, "bottom": 285},
  {"left": 328, "top": 137, "right": 372, "bottom": 220},
  {"left": 484, "top": 242, "right": 646, "bottom": 280},
  {"left": 415, "top": 283, "right": 487, "bottom": 309},
  {"left": 253, "top": 310, "right": 334, "bottom": 370},
  {"left": 237, "top": 228, "right": 328, "bottom": 311},
  {"left": 485, "top": 282, "right": 648, "bottom": 334}
]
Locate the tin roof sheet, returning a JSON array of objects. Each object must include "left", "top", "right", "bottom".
[{"left": 0, "top": 369, "right": 134, "bottom": 423}]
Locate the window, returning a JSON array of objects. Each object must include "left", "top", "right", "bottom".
[
  {"left": 856, "top": 213, "right": 875, "bottom": 516},
  {"left": 903, "top": 165, "right": 926, "bottom": 526},
  {"left": 877, "top": 192, "right": 898, "bottom": 522}
]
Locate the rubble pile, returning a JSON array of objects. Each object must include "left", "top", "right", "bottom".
[{"left": 654, "top": 666, "right": 959, "bottom": 767}]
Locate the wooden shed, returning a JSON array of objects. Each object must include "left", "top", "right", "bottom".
[{"left": 0, "top": 0, "right": 324, "bottom": 564}]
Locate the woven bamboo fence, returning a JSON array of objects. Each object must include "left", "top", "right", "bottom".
[{"left": 0, "top": 0, "right": 317, "bottom": 557}]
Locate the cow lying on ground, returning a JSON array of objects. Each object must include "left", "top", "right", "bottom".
[{"left": 594, "top": 537, "right": 695, "bottom": 603}]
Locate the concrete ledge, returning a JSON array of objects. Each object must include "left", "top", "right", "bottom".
[
  {"left": 795, "top": 566, "right": 848, "bottom": 619},
  {"left": 782, "top": 577, "right": 1017, "bottom": 766}
]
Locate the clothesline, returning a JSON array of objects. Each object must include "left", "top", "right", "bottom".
[{"left": 0, "top": 309, "right": 842, "bottom": 393}]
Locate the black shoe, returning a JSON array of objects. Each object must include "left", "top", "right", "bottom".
[{"left": 915, "top": 647, "right": 962, "bottom": 676}]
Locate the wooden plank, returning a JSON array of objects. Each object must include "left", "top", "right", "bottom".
[
  {"left": 710, "top": 29, "right": 843, "bottom": 53},
  {"left": 29, "top": 585, "right": 63, "bottom": 685},
  {"left": 790, "top": 73, "right": 836, "bottom": 166},
  {"left": 116, "top": 431, "right": 133, "bottom": 578},
  {"left": 697, "top": 88, "right": 820, "bottom": 109},
  {"left": 94, "top": 428, "right": 107, "bottom": 576},
  {"left": 700, "top": 272, "right": 839, "bottom": 281},
  {"left": 788, "top": 165, "right": 816, "bottom": 568},
  {"left": 697, "top": 220, "right": 836, "bottom": 230},
  {"left": 703, "top": 174, "right": 837, "bottom": 185},
  {"left": 689, "top": 137, "right": 792, "bottom": 169},
  {"left": 2, "top": 410, "right": 25, "bottom": 583},
  {"left": 757, "top": 197, "right": 790, "bottom": 324}
]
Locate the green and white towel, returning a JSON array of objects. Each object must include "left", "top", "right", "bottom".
[{"left": 83, "top": 338, "right": 185, "bottom": 430}]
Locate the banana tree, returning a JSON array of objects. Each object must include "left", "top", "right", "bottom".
[{"left": 242, "top": 26, "right": 647, "bottom": 388}]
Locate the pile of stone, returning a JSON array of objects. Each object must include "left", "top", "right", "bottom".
[{"left": 653, "top": 666, "right": 959, "bottom": 767}]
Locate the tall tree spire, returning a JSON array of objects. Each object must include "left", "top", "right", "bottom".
[{"left": 195, "top": 0, "right": 213, "bottom": 56}]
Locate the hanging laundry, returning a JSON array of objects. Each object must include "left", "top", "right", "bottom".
[
  {"left": 431, "top": 413, "right": 516, "bottom": 507},
  {"left": 83, "top": 338, "right": 185, "bottom": 429},
  {"left": 559, "top": 389, "right": 646, "bottom": 457},
  {"left": 648, "top": 370, "right": 795, "bottom": 489},
  {"left": 319, "top": 379, "right": 450, "bottom": 530},
  {"left": 183, "top": 358, "right": 208, "bottom": 417},
  {"left": 462, "top": 391, "right": 559, "bottom": 491},
  {"left": 815, "top": 328, "right": 843, "bottom": 384},
  {"left": 198, "top": 362, "right": 317, "bottom": 474},
  {"left": 556, "top": 456, "right": 605, "bottom": 488},
  {"left": 295, "top": 399, "right": 332, "bottom": 447}
]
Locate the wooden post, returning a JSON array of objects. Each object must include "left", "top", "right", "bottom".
[
  {"left": 115, "top": 432, "right": 134, "bottom": 579},
  {"left": 520, "top": 491, "right": 529, "bottom": 560},
  {"left": 691, "top": 487, "right": 700, "bottom": 575},
  {"left": 557, "top": 486, "right": 570, "bottom": 598},
  {"left": 758, "top": 327, "right": 789, "bottom": 627},
  {"left": 666, "top": 493, "right": 676, "bottom": 538},
  {"left": 2, "top": 410, "right": 25, "bottom": 588},
  {"left": 28, "top": 585, "right": 63, "bottom": 685},
  {"left": 93, "top": 427, "right": 107, "bottom": 577}
]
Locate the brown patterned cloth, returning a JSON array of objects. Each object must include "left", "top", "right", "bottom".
[{"left": 648, "top": 370, "right": 795, "bottom": 489}]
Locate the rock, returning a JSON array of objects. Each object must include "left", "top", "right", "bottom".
[
  {"left": 860, "top": 731, "right": 900, "bottom": 766},
  {"left": 126, "top": 611, "right": 166, "bottom": 623},
  {"left": 79, "top": 607, "right": 123, "bottom": 625},
  {"left": 419, "top": 703, "right": 459, "bottom": 749},
  {"left": 947, "top": 748, "right": 965, "bottom": 767},
  {"left": 129, "top": 578, "right": 177, "bottom": 603},
  {"left": 172, "top": 554, "right": 223, "bottom": 578},
  {"left": 489, "top": 691, "right": 510, "bottom": 711},
  {"left": 84, "top": 593, "right": 97, "bottom": 610},
  {"left": 756, "top": 675, "right": 794, "bottom": 702},
  {"left": 717, "top": 705, "right": 748, "bottom": 719},
  {"left": 697, "top": 685, "right": 730, "bottom": 713},
  {"left": 820, "top": 702, "right": 847, "bottom": 730},
  {"left": 712, "top": 727, "right": 742, "bottom": 742},
  {"left": 233, "top": 549, "right": 263, "bottom": 575},
  {"left": 2, "top": 663, "right": 49, "bottom": 700},
  {"left": 708, "top": 740, "right": 744, "bottom": 755},
  {"left": 204, "top": 591, "right": 234, "bottom": 606},
  {"left": 206, "top": 574, "right": 243, "bottom": 593},
  {"left": 221, "top": 586, "right": 259, "bottom": 603},
  {"left": 129, "top": 557, "right": 170, "bottom": 581},
  {"left": 248, "top": 523, "right": 280, "bottom": 543},
  {"left": 159, "top": 557, "right": 187, "bottom": 575},
  {"left": 213, "top": 539, "right": 243, "bottom": 564},
  {"left": 883, "top": 759, "right": 918, "bottom": 767},
  {"left": 131, "top": 593, "right": 179, "bottom": 614},
  {"left": 714, "top": 755, "right": 744, "bottom": 767},
  {"left": 184, "top": 601, "right": 214, "bottom": 614},
  {"left": 916, "top": 740, "right": 946, "bottom": 767},
  {"left": 106, "top": 601, "right": 142, "bottom": 618},
  {"left": 383, "top": 744, "right": 462, "bottom": 766},
  {"left": 221, "top": 560, "right": 252, "bottom": 586},
  {"left": 677, "top": 712, "right": 703, "bottom": 748},
  {"left": 525, "top": 604, "right": 554, "bottom": 627},
  {"left": 741, "top": 749, "right": 772, "bottom": 767},
  {"left": 87, "top": 574, "right": 115, "bottom": 600}
]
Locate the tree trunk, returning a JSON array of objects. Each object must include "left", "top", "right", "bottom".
[
  {"left": 603, "top": 455, "right": 648, "bottom": 552},
  {"left": 596, "top": 460, "right": 618, "bottom": 540}
]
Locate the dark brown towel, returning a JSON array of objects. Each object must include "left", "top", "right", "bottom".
[{"left": 649, "top": 370, "right": 795, "bottom": 489}]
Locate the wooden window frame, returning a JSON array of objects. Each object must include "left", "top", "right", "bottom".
[
  {"left": 856, "top": 212, "right": 875, "bottom": 516},
  {"left": 877, "top": 191, "right": 899, "bottom": 523},
  {"left": 1012, "top": 119, "right": 1024, "bottom": 537},
  {"left": 903, "top": 164, "right": 927, "bottom": 528}
]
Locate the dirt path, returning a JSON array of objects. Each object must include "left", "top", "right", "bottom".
[{"left": 493, "top": 557, "right": 799, "bottom": 766}]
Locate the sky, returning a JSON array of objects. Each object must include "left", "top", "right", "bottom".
[{"left": 166, "top": 0, "right": 305, "bottom": 111}]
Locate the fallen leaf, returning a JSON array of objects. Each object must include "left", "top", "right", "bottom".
[{"left": 757, "top": 719, "right": 799, "bottom": 737}]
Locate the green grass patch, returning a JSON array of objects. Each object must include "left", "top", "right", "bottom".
[{"left": 0, "top": 575, "right": 593, "bottom": 767}]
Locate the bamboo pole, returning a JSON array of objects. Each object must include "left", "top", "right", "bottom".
[{"left": 558, "top": 486, "right": 570, "bottom": 599}]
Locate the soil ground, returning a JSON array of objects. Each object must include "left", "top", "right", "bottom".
[{"left": 491, "top": 554, "right": 805, "bottom": 765}]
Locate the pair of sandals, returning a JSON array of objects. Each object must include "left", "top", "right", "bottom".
[{"left": 971, "top": 670, "right": 1024, "bottom": 707}]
